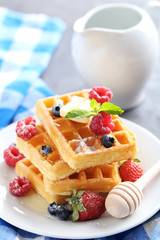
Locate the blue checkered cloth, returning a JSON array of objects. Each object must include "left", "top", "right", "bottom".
[
  {"left": 0, "top": 7, "right": 159, "bottom": 240},
  {"left": 0, "top": 7, "right": 66, "bottom": 128}
]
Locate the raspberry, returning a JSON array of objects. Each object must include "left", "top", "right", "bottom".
[
  {"left": 3, "top": 145, "right": 25, "bottom": 167},
  {"left": 16, "top": 116, "right": 37, "bottom": 140},
  {"left": 9, "top": 176, "right": 31, "bottom": 197},
  {"left": 90, "top": 112, "right": 115, "bottom": 135},
  {"left": 102, "top": 113, "right": 115, "bottom": 131},
  {"left": 89, "top": 87, "right": 113, "bottom": 104}
]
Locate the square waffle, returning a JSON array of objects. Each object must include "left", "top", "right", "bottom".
[
  {"left": 15, "top": 158, "right": 67, "bottom": 204},
  {"left": 43, "top": 162, "right": 121, "bottom": 195},
  {"left": 36, "top": 89, "right": 137, "bottom": 169},
  {"left": 16, "top": 125, "right": 76, "bottom": 181}
]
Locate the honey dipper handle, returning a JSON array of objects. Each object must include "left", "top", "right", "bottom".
[{"left": 135, "top": 160, "right": 160, "bottom": 190}]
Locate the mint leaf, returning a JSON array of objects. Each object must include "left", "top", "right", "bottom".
[
  {"left": 99, "top": 102, "right": 124, "bottom": 115},
  {"left": 64, "top": 109, "right": 93, "bottom": 119},
  {"left": 90, "top": 98, "right": 99, "bottom": 111},
  {"left": 64, "top": 99, "right": 124, "bottom": 120}
]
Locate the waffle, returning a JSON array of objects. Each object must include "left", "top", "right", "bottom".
[
  {"left": 15, "top": 158, "right": 67, "bottom": 204},
  {"left": 36, "top": 89, "right": 137, "bottom": 169},
  {"left": 43, "top": 162, "right": 121, "bottom": 195},
  {"left": 16, "top": 125, "right": 76, "bottom": 181}
]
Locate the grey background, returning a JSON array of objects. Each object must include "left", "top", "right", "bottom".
[{"left": 0, "top": 0, "right": 159, "bottom": 138}]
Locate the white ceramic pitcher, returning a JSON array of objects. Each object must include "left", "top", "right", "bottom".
[{"left": 72, "top": 3, "right": 159, "bottom": 109}]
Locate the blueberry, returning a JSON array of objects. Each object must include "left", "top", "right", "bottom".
[
  {"left": 40, "top": 145, "right": 52, "bottom": 155},
  {"left": 56, "top": 205, "right": 72, "bottom": 221},
  {"left": 51, "top": 103, "right": 63, "bottom": 117},
  {"left": 9, "top": 143, "right": 16, "bottom": 147},
  {"left": 48, "top": 202, "right": 59, "bottom": 215},
  {"left": 102, "top": 134, "right": 115, "bottom": 148}
]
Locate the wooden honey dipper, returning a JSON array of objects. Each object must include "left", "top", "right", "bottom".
[{"left": 105, "top": 160, "right": 160, "bottom": 218}]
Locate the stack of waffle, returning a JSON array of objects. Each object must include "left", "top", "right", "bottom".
[{"left": 16, "top": 89, "right": 137, "bottom": 204}]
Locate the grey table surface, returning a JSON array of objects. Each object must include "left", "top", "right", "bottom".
[{"left": 0, "top": 0, "right": 159, "bottom": 139}]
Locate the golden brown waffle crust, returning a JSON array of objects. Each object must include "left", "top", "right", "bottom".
[
  {"left": 16, "top": 158, "right": 121, "bottom": 196},
  {"left": 43, "top": 162, "right": 121, "bottom": 195},
  {"left": 36, "top": 89, "right": 138, "bottom": 169},
  {"left": 15, "top": 158, "right": 67, "bottom": 204},
  {"left": 16, "top": 125, "right": 76, "bottom": 181}
]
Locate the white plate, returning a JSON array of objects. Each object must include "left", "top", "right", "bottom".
[{"left": 0, "top": 119, "right": 160, "bottom": 239}]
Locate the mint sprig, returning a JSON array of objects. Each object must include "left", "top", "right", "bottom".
[
  {"left": 90, "top": 98, "right": 99, "bottom": 111},
  {"left": 64, "top": 99, "right": 124, "bottom": 120},
  {"left": 99, "top": 102, "right": 124, "bottom": 115},
  {"left": 65, "top": 109, "right": 94, "bottom": 119}
]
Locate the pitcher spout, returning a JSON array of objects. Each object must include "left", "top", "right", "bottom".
[{"left": 73, "top": 16, "right": 86, "bottom": 33}]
